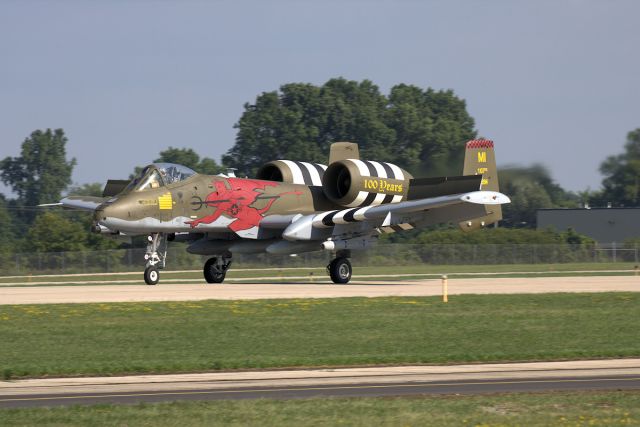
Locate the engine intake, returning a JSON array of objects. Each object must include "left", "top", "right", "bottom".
[
  {"left": 256, "top": 160, "right": 327, "bottom": 186},
  {"left": 322, "top": 159, "right": 412, "bottom": 207}
]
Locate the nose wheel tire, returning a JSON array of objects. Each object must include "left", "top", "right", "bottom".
[
  {"left": 204, "top": 257, "right": 228, "bottom": 284},
  {"left": 144, "top": 266, "right": 160, "bottom": 285},
  {"left": 328, "top": 257, "right": 352, "bottom": 284}
]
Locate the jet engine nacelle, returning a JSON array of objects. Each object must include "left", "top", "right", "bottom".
[
  {"left": 256, "top": 160, "right": 327, "bottom": 186},
  {"left": 322, "top": 159, "right": 412, "bottom": 208}
]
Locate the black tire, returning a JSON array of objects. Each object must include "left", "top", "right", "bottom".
[
  {"left": 329, "top": 257, "right": 352, "bottom": 284},
  {"left": 204, "top": 257, "right": 226, "bottom": 284},
  {"left": 144, "top": 265, "right": 160, "bottom": 285}
]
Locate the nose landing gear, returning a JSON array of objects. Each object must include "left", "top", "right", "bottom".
[
  {"left": 203, "top": 252, "right": 233, "bottom": 284},
  {"left": 144, "top": 265, "right": 160, "bottom": 285},
  {"left": 143, "top": 233, "right": 167, "bottom": 285}
]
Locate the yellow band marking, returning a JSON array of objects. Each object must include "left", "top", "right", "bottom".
[{"left": 158, "top": 192, "right": 173, "bottom": 210}]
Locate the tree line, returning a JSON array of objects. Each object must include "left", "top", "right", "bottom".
[{"left": 0, "top": 78, "right": 638, "bottom": 253}]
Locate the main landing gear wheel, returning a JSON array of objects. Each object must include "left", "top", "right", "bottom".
[
  {"left": 203, "top": 256, "right": 232, "bottom": 284},
  {"left": 328, "top": 257, "right": 352, "bottom": 284},
  {"left": 144, "top": 265, "right": 160, "bottom": 285}
]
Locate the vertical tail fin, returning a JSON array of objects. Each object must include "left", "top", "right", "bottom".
[
  {"left": 329, "top": 142, "right": 359, "bottom": 164},
  {"left": 460, "top": 139, "right": 502, "bottom": 229},
  {"left": 463, "top": 139, "right": 499, "bottom": 191}
]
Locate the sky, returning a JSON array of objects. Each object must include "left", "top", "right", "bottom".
[{"left": 1, "top": 0, "right": 638, "bottom": 195}]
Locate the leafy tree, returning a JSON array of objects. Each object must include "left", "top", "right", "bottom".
[
  {"left": 224, "top": 85, "right": 332, "bottom": 173},
  {"left": 62, "top": 183, "right": 123, "bottom": 250},
  {"left": 131, "top": 147, "right": 225, "bottom": 178},
  {"left": 224, "top": 78, "right": 476, "bottom": 177},
  {"left": 385, "top": 84, "right": 476, "bottom": 176},
  {"left": 500, "top": 165, "right": 575, "bottom": 206},
  {"left": 67, "top": 183, "right": 104, "bottom": 197},
  {"left": 563, "top": 228, "right": 592, "bottom": 245},
  {"left": 0, "top": 196, "right": 15, "bottom": 255},
  {"left": 499, "top": 165, "right": 578, "bottom": 227},
  {"left": 597, "top": 128, "right": 640, "bottom": 206},
  {"left": 502, "top": 180, "right": 554, "bottom": 227},
  {"left": 81, "top": 212, "right": 122, "bottom": 250},
  {"left": 0, "top": 129, "right": 76, "bottom": 207},
  {"left": 154, "top": 147, "right": 224, "bottom": 175},
  {"left": 27, "top": 211, "right": 87, "bottom": 252},
  {"left": 315, "top": 79, "right": 396, "bottom": 162},
  {"left": 198, "top": 158, "right": 225, "bottom": 175}
]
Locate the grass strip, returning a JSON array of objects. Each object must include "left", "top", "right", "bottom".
[
  {"left": 1, "top": 293, "right": 640, "bottom": 379},
  {"left": 1, "top": 262, "right": 637, "bottom": 284},
  {"left": 1, "top": 391, "right": 639, "bottom": 426}
]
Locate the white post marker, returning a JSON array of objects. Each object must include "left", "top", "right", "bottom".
[{"left": 442, "top": 275, "right": 448, "bottom": 303}]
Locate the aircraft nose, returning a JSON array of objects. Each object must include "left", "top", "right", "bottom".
[
  {"left": 93, "top": 208, "right": 104, "bottom": 223},
  {"left": 93, "top": 202, "right": 119, "bottom": 227},
  {"left": 92, "top": 203, "right": 124, "bottom": 234}
]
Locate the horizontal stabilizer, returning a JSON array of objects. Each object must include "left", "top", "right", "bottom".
[
  {"left": 329, "top": 142, "right": 359, "bottom": 163},
  {"left": 407, "top": 175, "right": 482, "bottom": 201},
  {"left": 102, "top": 180, "right": 130, "bottom": 197}
]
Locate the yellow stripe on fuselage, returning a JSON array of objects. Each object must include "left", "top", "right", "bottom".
[{"left": 158, "top": 192, "right": 173, "bottom": 210}]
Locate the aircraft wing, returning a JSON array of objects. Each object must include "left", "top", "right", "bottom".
[
  {"left": 56, "top": 196, "right": 106, "bottom": 211},
  {"left": 281, "top": 190, "right": 510, "bottom": 241}
]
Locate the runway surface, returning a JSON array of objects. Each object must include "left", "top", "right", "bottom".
[
  {"left": 1, "top": 276, "right": 638, "bottom": 305},
  {"left": 2, "top": 359, "right": 639, "bottom": 408}
]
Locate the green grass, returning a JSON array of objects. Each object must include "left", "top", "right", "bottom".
[
  {"left": 1, "top": 293, "right": 640, "bottom": 379},
  {"left": 1, "top": 392, "right": 639, "bottom": 426},
  {"left": 0, "top": 262, "right": 637, "bottom": 285}
]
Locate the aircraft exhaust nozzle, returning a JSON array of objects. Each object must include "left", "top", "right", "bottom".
[
  {"left": 322, "top": 159, "right": 412, "bottom": 208},
  {"left": 256, "top": 160, "right": 327, "bottom": 186}
]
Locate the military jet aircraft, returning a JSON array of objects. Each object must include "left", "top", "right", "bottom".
[{"left": 53, "top": 140, "right": 509, "bottom": 285}]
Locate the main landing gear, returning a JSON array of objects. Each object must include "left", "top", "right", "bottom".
[
  {"left": 327, "top": 250, "right": 352, "bottom": 284},
  {"left": 203, "top": 252, "right": 233, "bottom": 284},
  {"left": 143, "top": 233, "right": 167, "bottom": 285}
]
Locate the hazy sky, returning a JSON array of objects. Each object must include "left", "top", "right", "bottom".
[{"left": 1, "top": 0, "right": 638, "bottom": 195}]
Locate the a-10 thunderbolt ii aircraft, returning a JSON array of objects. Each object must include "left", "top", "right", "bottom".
[{"left": 53, "top": 140, "right": 510, "bottom": 285}]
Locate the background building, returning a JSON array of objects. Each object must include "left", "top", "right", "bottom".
[{"left": 537, "top": 208, "right": 640, "bottom": 244}]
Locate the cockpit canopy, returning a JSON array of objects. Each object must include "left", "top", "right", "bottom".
[
  {"left": 125, "top": 163, "right": 197, "bottom": 193},
  {"left": 154, "top": 163, "right": 197, "bottom": 185}
]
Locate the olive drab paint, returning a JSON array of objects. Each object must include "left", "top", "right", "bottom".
[
  {"left": 56, "top": 140, "right": 509, "bottom": 285},
  {"left": 460, "top": 139, "right": 502, "bottom": 230}
]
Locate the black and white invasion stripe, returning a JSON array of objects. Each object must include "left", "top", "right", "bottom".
[
  {"left": 279, "top": 160, "right": 327, "bottom": 186},
  {"left": 311, "top": 206, "right": 373, "bottom": 228},
  {"left": 343, "top": 159, "right": 405, "bottom": 208},
  {"left": 311, "top": 206, "right": 414, "bottom": 231}
]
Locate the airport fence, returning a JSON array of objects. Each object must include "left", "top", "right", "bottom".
[{"left": 0, "top": 243, "right": 637, "bottom": 276}]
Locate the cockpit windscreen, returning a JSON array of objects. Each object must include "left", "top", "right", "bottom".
[
  {"left": 154, "top": 163, "right": 197, "bottom": 185},
  {"left": 122, "top": 163, "right": 197, "bottom": 193}
]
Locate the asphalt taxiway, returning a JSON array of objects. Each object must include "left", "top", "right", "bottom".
[
  {"left": 0, "top": 275, "right": 638, "bottom": 305},
  {"left": 1, "top": 359, "right": 639, "bottom": 408}
]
